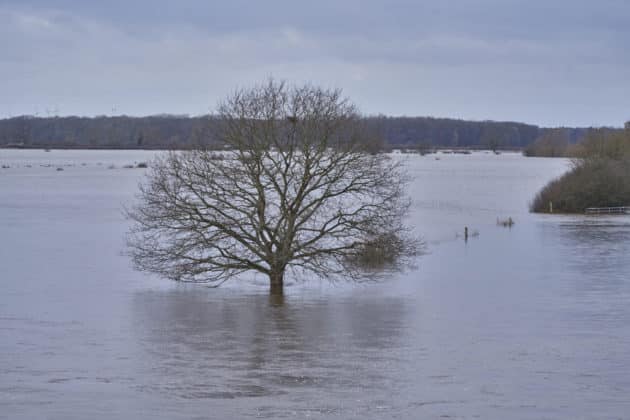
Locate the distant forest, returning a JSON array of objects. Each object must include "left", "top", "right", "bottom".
[{"left": 0, "top": 115, "right": 594, "bottom": 150}]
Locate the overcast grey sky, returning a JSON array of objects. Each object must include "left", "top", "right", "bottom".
[{"left": 1, "top": 0, "right": 628, "bottom": 126}]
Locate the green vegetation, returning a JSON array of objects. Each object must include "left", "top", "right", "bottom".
[{"left": 530, "top": 123, "right": 630, "bottom": 213}]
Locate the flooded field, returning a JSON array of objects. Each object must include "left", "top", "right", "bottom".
[{"left": 1, "top": 150, "right": 629, "bottom": 419}]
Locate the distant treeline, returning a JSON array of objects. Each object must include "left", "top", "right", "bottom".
[
  {"left": 0, "top": 114, "right": 596, "bottom": 150},
  {"left": 0, "top": 115, "right": 218, "bottom": 149},
  {"left": 364, "top": 116, "right": 544, "bottom": 150},
  {"left": 523, "top": 124, "right": 629, "bottom": 158}
]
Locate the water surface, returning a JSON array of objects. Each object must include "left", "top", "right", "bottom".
[{"left": 1, "top": 150, "right": 629, "bottom": 419}]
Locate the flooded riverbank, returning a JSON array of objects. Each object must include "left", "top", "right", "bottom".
[{"left": 2, "top": 150, "right": 629, "bottom": 419}]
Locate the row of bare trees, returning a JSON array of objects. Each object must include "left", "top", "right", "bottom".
[{"left": 1, "top": 113, "right": 550, "bottom": 151}]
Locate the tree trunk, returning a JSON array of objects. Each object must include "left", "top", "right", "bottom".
[
  {"left": 268, "top": 292, "right": 285, "bottom": 307},
  {"left": 269, "top": 271, "right": 284, "bottom": 295}
]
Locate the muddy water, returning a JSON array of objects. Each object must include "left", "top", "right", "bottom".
[{"left": 1, "top": 150, "right": 629, "bottom": 419}]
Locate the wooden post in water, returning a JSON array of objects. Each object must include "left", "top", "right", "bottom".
[
  {"left": 464, "top": 226, "right": 469, "bottom": 242},
  {"left": 549, "top": 201, "right": 553, "bottom": 214}
]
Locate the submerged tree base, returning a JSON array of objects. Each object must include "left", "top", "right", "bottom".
[
  {"left": 126, "top": 80, "right": 417, "bottom": 294},
  {"left": 531, "top": 158, "right": 630, "bottom": 214}
]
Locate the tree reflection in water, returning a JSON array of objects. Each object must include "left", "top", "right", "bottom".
[{"left": 130, "top": 288, "right": 410, "bottom": 402}]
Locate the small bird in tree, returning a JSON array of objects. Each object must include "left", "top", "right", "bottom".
[{"left": 126, "top": 80, "right": 418, "bottom": 294}]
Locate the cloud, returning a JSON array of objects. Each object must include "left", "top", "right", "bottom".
[{"left": 1, "top": 1, "right": 629, "bottom": 126}]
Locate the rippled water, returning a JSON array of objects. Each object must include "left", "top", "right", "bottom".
[{"left": 1, "top": 150, "right": 629, "bottom": 419}]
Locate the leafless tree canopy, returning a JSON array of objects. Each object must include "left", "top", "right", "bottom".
[{"left": 126, "top": 80, "right": 417, "bottom": 293}]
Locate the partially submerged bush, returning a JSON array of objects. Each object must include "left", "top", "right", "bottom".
[
  {"left": 531, "top": 123, "right": 630, "bottom": 213},
  {"left": 347, "top": 232, "right": 421, "bottom": 271},
  {"left": 497, "top": 217, "right": 514, "bottom": 227},
  {"left": 531, "top": 158, "right": 630, "bottom": 213}
]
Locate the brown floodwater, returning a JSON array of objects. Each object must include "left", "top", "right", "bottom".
[{"left": 1, "top": 150, "right": 629, "bottom": 419}]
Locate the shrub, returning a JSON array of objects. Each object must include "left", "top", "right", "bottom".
[
  {"left": 347, "top": 232, "right": 420, "bottom": 271},
  {"left": 531, "top": 158, "right": 630, "bottom": 213},
  {"left": 531, "top": 124, "right": 630, "bottom": 213}
]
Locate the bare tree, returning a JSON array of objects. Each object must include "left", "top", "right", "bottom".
[{"left": 126, "top": 80, "right": 417, "bottom": 294}]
